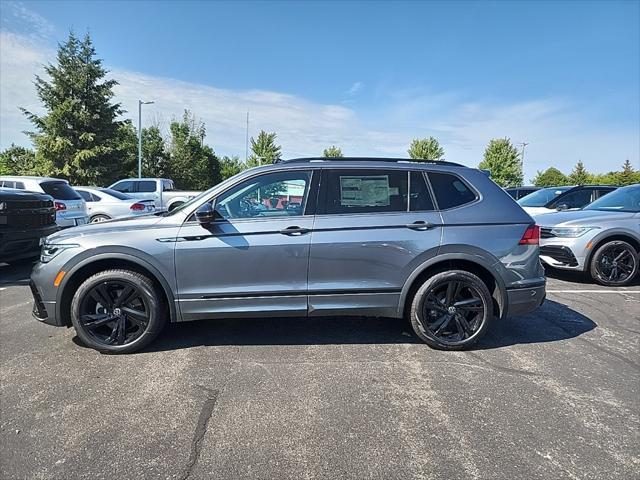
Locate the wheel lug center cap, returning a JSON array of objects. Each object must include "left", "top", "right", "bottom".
[
  {"left": 448, "top": 306, "right": 457, "bottom": 314},
  {"left": 112, "top": 307, "right": 122, "bottom": 316}
]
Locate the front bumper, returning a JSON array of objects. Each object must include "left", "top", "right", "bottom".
[
  {"left": 30, "top": 261, "right": 64, "bottom": 326},
  {"left": 506, "top": 282, "right": 546, "bottom": 317}
]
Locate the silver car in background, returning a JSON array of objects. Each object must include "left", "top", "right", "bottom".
[
  {"left": 74, "top": 187, "right": 156, "bottom": 223},
  {"left": 537, "top": 184, "right": 640, "bottom": 286},
  {"left": 0, "top": 176, "right": 88, "bottom": 228},
  {"left": 31, "top": 158, "right": 546, "bottom": 354}
]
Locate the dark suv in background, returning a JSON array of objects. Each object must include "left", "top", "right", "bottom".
[
  {"left": 31, "top": 158, "right": 546, "bottom": 353},
  {"left": 0, "top": 188, "right": 58, "bottom": 264}
]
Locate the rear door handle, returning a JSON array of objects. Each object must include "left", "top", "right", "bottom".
[
  {"left": 406, "top": 221, "right": 436, "bottom": 231},
  {"left": 279, "top": 226, "right": 310, "bottom": 236}
]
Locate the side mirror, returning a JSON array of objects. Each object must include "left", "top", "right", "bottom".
[
  {"left": 195, "top": 203, "right": 216, "bottom": 224},
  {"left": 556, "top": 203, "right": 568, "bottom": 211}
]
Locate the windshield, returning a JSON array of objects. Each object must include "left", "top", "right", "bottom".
[
  {"left": 584, "top": 186, "right": 640, "bottom": 213},
  {"left": 98, "top": 188, "right": 132, "bottom": 200},
  {"left": 518, "top": 186, "right": 571, "bottom": 207}
]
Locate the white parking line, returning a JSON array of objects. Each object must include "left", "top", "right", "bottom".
[{"left": 548, "top": 289, "right": 640, "bottom": 293}]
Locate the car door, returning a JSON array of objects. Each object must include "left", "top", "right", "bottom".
[
  {"left": 307, "top": 168, "right": 442, "bottom": 317},
  {"left": 175, "top": 168, "right": 317, "bottom": 320}
]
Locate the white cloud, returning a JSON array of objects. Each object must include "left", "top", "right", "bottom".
[
  {"left": 346, "top": 81, "right": 364, "bottom": 96},
  {"left": 1, "top": 30, "right": 638, "bottom": 181}
]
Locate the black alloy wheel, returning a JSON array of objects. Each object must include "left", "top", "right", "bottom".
[
  {"left": 590, "top": 240, "right": 639, "bottom": 286},
  {"left": 71, "top": 269, "right": 166, "bottom": 353},
  {"left": 411, "top": 270, "right": 493, "bottom": 350}
]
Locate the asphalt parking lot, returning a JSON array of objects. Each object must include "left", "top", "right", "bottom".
[{"left": 1, "top": 262, "right": 638, "bottom": 480}]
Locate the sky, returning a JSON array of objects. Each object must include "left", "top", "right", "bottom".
[{"left": 0, "top": 0, "right": 638, "bottom": 181}]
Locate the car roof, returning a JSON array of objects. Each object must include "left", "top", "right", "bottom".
[
  {"left": 275, "top": 157, "right": 467, "bottom": 168},
  {"left": 0, "top": 175, "right": 68, "bottom": 183},
  {"left": 114, "top": 178, "right": 168, "bottom": 182}
]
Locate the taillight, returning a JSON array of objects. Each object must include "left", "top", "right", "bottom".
[
  {"left": 519, "top": 224, "right": 540, "bottom": 245},
  {"left": 130, "top": 202, "right": 145, "bottom": 211},
  {"left": 54, "top": 201, "right": 66, "bottom": 211}
]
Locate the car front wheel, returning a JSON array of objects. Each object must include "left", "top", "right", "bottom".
[
  {"left": 90, "top": 214, "right": 111, "bottom": 223},
  {"left": 70, "top": 269, "right": 167, "bottom": 353},
  {"left": 410, "top": 270, "right": 493, "bottom": 350},
  {"left": 590, "top": 240, "right": 638, "bottom": 286}
]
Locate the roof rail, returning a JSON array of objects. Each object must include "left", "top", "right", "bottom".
[{"left": 275, "top": 157, "right": 467, "bottom": 167}]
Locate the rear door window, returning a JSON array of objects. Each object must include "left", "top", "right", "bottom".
[
  {"left": 409, "top": 171, "right": 435, "bottom": 211},
  {"left": 137, "top": 181, "right": 157, "bottom": 193},
  {"left": 77, "top": 190, "right": 93, "bottom": 202},
  {"left": 428, "top": 172, "right": 477, "bottom": 210},
  {"left": 320, "top": 169, "right": 408, "bottom": 214},
  {"left": 552, "top": 189, "right": 593, "bottom": 209},
  {"left": 40, "top": 181, "right": 81, "bottom": 200}
]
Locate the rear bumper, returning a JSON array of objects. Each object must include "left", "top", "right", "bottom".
[{"left": 505, "top": 282, "right": 546, "bottom": 317}]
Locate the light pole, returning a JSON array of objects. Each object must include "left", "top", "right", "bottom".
[
  {"left": 518, "top": 142, "right": 529, "bottom": 180},
  {"left": 138, "top": 100, "right": 154, "bottom": 178}
]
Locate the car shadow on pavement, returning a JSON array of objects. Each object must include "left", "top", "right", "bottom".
[
  {"left": 139, "top": 299, "right": 596, "bottom": 353},
  {"left": 0, "top": 261, "right": 34, "bottom": 286}
]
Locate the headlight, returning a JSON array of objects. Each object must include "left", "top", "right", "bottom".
[
  {"left": 40, "top": 243, "right": 80, "bottom": 263},
  {"left": 550, "top": 226, "right": 597, "bottom": 238}
]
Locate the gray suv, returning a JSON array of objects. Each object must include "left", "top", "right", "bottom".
[{"left": 30, "top": 158, "right": 546, "bottom": 353}]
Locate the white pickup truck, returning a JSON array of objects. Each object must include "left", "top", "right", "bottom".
[{"left": 108, "top": 178, "right": 201, "bottom": 212}]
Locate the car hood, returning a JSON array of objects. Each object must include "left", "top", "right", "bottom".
[
  {"left": 534, "top": 209, "right": 636, "bottom": 227},
  {"left": 46, "top": 214, "right": 165, "bottom": 242}
]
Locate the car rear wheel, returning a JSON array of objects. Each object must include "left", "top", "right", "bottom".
[
  {"left": 410, "top": 270, "right": 493, "bottom": 350},
  {"left": 90, "top": 214, "right": 111, "bottom": 223},
  {"left": 590, "top": 240, "right": 638, "bottom": 286},
  {"left": 70, "top": 269, "right": 167, "bottom": 353}
]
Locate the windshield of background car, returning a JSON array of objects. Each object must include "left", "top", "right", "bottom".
[
  {"left": 40, "top": 181, "right": 82, "bottom": 200},
  {"left": 584, "top": 186, "right": 640, "bottom": 213},
  {"left": 518, "top": 186, "right": 571, "bottom": 207},
  {"left": 99, "top": 188, "right": 132, "bottom": 200}
]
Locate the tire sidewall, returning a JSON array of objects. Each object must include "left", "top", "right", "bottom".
[
  {"left": 410, "top": 270, "right": 493, "bottom": 350},
  {"left": 90, "top": 215, "right": 111, "bottom": 223},
  {"left": 590, "top": 240, "right": 638, "bottom": 286},
  {"left": 70, "top": 270, "right": 165, "bottom": 353}
]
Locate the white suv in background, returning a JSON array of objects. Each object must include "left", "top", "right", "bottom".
[{"left": 0, "top": 176, "right": 88, "bottom": 228}]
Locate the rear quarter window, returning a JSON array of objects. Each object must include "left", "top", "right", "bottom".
[
  {"left": 137, "top": 181, "right": 157, "bottom": 193},
  {"left": 428, "top": 172, "right": 477, "bottom": 210},
  {"left": 40, "top": 181, "right": 81, "bottom": 200}
]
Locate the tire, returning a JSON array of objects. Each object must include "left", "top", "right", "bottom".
[
  {"left": 589, "top": 240, "right": 638, "bottom": 286},
  {"left": 70, "top": 269, "right": 167, "bottom": 353},
  {"left": 90, "top": 214, "right": 111, "bottom": 223},
  {"left": 410, "top": 270, "right": 493, "bottom": 350}
]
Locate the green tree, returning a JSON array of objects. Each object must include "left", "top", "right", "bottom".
[
  {"left": 407, "top": 136, "right": 444, "bottom": 161},
  {"left": 531, "top": 167, "right": 570, "bottom": 187},
  {"left": 568, "top": 160, "right": 589, "bottom": 185},
  {"left": 323, "top": 145, "right": 343, "bottom": 157},
  {"left": 220, "top": 155, "right": 246, "bottom": 180},
  {"left": 247, "top": 131, "right": 281, "bottom": 167},
  {"left": 21, "top": 32, "right": 133, "bottom": 185},
  {"left": 166, "top": 110, "right": 221, "bottom": 190},
  {"left": 478, "top": 138, "right": 523, "bottom": 187},
  {"left": 141, "top": 126, "right": 168, "bottom": 178},
  {"left": 618, "top": 159, "right": 639, "bottom": 186},
  {"left": 0, "top": 145, "right": 41, "bottom": 176}
]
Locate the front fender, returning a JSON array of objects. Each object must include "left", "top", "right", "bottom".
[{"left": 55, "top": 247, "right": 178, "bottom": 324}]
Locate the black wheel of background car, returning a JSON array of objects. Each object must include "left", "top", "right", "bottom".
[
  {"left": 590, "top": 240, "right": 639, "bottom": 286},
  {"left": 410, "top": 270, "right": 493, "bottom": 350},
  {"left": 70, "top": 269, "right": 166, "bottom": 353},
  {"left": 90, "top": 214, "right": 111, "bottom": 223}
]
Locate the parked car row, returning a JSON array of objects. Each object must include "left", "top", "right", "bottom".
[{"left": 0, "top": 175, "right": 200, "bottom": 264}]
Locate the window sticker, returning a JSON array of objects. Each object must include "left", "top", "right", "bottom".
[{"left": 340, "top": 175, "right": 390, "bottom": 207}]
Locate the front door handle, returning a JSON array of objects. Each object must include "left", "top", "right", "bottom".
[
  {"left": 406, "top": 221, "right": 436, "bottom": 231},
  {"left": 279, "top": 226, "right": 310, "bottom": 236}
]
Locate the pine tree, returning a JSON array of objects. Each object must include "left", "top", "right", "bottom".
[
  {"left": 478, "top": 138, "right": 523, "bottom": 187},
  {"left": 618, "top": 159, "right": 638, "bottom": 186},
  {"left": 568, "top": 160, "right": 590, "bottom": 185},
  {"left": 247, "top": 131, "right": 281, "bottom": 167},
  {"left": 21, "top": 32, "right": 134, "bottom": 185},
  {"left": 323, "top": 146, "right": 343, "bottom": 157},
  {"left": 407, "top": 137, "right": 444, "bottom": 161}
]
